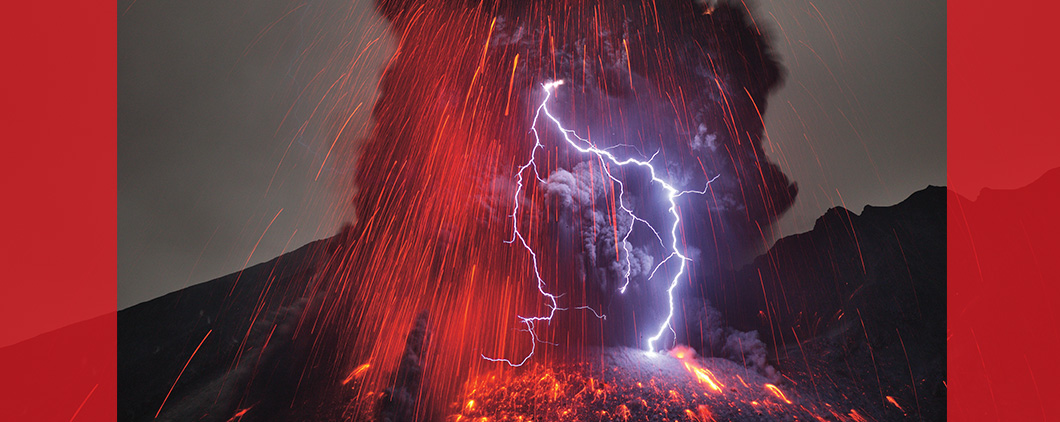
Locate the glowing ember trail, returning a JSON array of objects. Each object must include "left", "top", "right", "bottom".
[
  {"left": 765, "top": 383, "right": 793, "bottom": 405},
  {"left": 455, "top": 348, "right": 842, "bottom": 421},
  {"left": 155, "top": 329, "right": 211, "bottom": 418},
  {"left": 484, "top": 80, "right": 719, "bottom": 365},
  {"left": 341, "top": 362, "right": 371, "bottom": 385},
  {"left": 671, "top": 346, "right": 724, "bottom": 392},
  {"left": 886, "top": 395, "right": 905, "bottom": 413}
]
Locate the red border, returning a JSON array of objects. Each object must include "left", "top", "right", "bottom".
[
  {"left": 949, "top": 0, "right": 1060, "bottom": 420},
  {"left": 0, "top": 1, "right": 116, "bottom": 421}
]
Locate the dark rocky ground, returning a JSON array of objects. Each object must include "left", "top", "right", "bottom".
[
  {"left": 722, "top": 186, "right": 947, "bottom": 421},
  {"left": 114, "top": 186, "right": 945, "bottom": 421},
  {"left": 443, "top": 346, "right": 890, "bottom": 422}
]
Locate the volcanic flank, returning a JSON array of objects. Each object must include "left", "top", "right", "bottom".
[{"left": 118, "top": 186, "right": 945, "bottom": 421}]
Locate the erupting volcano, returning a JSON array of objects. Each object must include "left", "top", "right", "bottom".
[{"left": 118, "top": 1, "right": 945, "bottom": 421}]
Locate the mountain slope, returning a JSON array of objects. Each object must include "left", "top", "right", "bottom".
[
  {"left": 702, "top": 186, "right": 946, "bottom": 421},
  {"left": 117, "top": 186, "right": 948, "bottom": 421}
]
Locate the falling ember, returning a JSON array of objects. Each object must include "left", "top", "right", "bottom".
[
  {"left": 848, "top": 409, "right": 870, "bottom": 422},
  {"left": 155, "top": 329, "right": 211, "bottom": 418},
  {"left": 341, "top": 362, "right": 371, "bottom": 385},
  {"left": 764, "top": 383, "right": 793, "bottom": 405},
  {"left": 694, "top": 404, "right": 715, "bottom": 422},
  {"left": 684, "top": 362, "right": 724, "bottom": 392},
  {"left": 224, "top": 406, "right": 253, "bottom": 422},
  {"left": 504, "top": 54, "right": 519, "bottom": 116},
  {"left": 886, "top": 395, "right": 905, "bottom": 413},
  {"left": 670, "top": 345, "right": 724, "bottom": 392}
]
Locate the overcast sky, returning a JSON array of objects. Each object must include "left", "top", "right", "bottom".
[
  {"left": 756, "top": 0, "right": 946, "bottom": 235},
  {"left": 118, "top": 0, "right": 946, "bottom": 309}
]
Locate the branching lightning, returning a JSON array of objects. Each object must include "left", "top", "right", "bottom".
[{"left": 484, "top": 80, "right": 717, "bottom": 365}]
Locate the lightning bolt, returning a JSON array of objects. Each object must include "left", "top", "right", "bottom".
[{"left": 484, "top": 80, "right": 717, "bottom": 365}]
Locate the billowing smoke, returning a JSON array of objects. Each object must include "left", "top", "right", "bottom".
[
  {"left": 438, "top": 0, "right": 799, "bottom": 349},
  {"left": 377, "top": 312, "right": 431, "bottom": 422},
  {"left": 543, "top": 162, "right": 656, "bottom": 292},
  {"left": 333, "top": 0, "right": 796, "bottom": 413},
  {"left": 681, "top": 301, "right": 778, "bottom": 380},
  {"left": 722, "top": 329, "right": 777, "bottom": 381}
]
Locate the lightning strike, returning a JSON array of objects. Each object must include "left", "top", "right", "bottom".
[{"left": 485, "top": 80, "right": 718, "bottom": 365}]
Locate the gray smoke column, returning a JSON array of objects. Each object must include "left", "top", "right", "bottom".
[
  {"left": 515, "top": 1, "right": 795, "bottom": 349},
  {"left": 377, "top": 312, "right": 431, "bottom": 422}
]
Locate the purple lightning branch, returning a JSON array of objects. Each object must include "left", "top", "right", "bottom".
[{"left": 483, "top": 80, "right": 718, "bottom": 365}]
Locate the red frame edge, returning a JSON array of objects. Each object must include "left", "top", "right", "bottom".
[
  {"left": 949, "top": 0, "right": 1060, "bottom": 420},
  {"left": 2, "top": 0, "right": 1060, "bottom": 420},
  {"left": 0, "top": 1, "right": 117, "bottom": 421}
]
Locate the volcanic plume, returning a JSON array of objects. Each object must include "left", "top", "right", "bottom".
[
  {"left": 304, "top": 0, "right": 800, "bottom": 413},
  {"left": 118, "top": 185, "right": 944, "bottom": 421},
  {"left": 313, "top": 0, "right": 800, "bottom": 407}
]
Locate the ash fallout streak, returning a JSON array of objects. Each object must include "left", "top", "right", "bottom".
[{"left": 485, "top": 80, "right": 721, "bottom": 366}]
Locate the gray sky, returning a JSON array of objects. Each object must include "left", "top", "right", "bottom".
[
  {"left": 118, "top": 0, "right": 945, "bottom": 309},
  {"left": 118, "top": 0, "right": 394, "bottom": 308},
  {"left": 755, "top": 0, "right": 946, "bottom": 237}
]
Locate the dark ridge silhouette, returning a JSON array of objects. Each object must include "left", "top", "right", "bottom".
[
  {"left": 117, "top": 235, "right": 341, "bottom": 421},
  {"left": 111, "top": 185, "right": 947, "bottom": 421}
]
